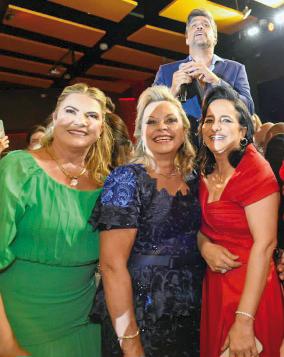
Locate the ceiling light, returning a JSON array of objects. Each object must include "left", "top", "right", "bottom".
[
  {"left": 242, "top": 6, "right": 252, "bottom": 20},
  {"left": 99, "top": 42, "right": 108, "bottom": 51},
  {"left": 247, "top": 26, "right": 260, "bottom": 37},
  {"left": 274, "top": 11, "right": 284, "bottom": 25},
  {"left": 49, "top": 67, "right": 60, "bottom": 75}
]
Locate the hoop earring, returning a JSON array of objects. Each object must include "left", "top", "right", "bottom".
[{"left": 240, "top": 137, "right": 248, "bottom": 148}]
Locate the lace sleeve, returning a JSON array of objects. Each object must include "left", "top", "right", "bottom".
[{"left": 89, "top": 165, "right": 141, "bottom": 230}]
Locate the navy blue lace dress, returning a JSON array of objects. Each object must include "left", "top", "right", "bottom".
[{"left": 89, "top": 164, "right": 204, "bottom": 357}]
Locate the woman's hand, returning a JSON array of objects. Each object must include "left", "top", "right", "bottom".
[
  {"left": 221, "top": 316, "right": 258, "bottom": 357},
  {"left": 200, "top": 240, "right": 242, "bottom": 273},
  {"left": 0, "top": 135, "right": 9, "bottom": 154}
]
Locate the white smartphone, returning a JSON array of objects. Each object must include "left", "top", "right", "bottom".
[
  {"left": 0, "top": 120, "right": 5, "bottom": 139},
  {"left": 220, "top": 337, "right": 263, "bottom": 357}
]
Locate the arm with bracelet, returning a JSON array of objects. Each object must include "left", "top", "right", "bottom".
[
  {"left": 221, "top": 192, "right": 279, "bottom": 355},
  {"left": 90, "top": 166, "right": 145, "bottom": 357},
  {"left": 100, "top": 228, "right": 144, "bottom": 357}
]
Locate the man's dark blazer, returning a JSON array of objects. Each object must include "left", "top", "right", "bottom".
[{"left": 153, "top": 56, "right": 254, "bottom": 119}]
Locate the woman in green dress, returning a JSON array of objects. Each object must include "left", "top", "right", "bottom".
[{"left": 0, "top": 83, "right": 112, "bottom": 357}]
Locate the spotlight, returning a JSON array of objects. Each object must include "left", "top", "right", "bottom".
[
  {"left": 49, "top": 67, "right": 60, "bottom": 75},
  {"left": 247, "top": 25, "right": 260, "bottom": 37},
  {"left": 268, "top": 22, "right": 275, "bottom": 32},
  {"left": 274, "top": 10, "right": 284, "bottom": 25},
  {"left": 242, "top": 6, "right": 252, "bottom": 20},
  {"left": 99, "top": 42, "right": 108, "bottom": 51}
]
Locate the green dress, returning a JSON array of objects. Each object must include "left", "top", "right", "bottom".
[{"left": 0, "top": 150, "right": 101, "bottom": 357}]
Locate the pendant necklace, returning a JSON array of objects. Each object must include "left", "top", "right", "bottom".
[{"left": 46, "top": 147, "right": 87, "bottom": 187}]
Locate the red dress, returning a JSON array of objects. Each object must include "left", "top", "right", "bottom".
[{"left": 199, "top": 145, "right": 284, "bottom": 357}]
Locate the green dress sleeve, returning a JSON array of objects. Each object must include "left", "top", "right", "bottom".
[{"left": 0, "top": 151, "right": 32, "bottom": 270}]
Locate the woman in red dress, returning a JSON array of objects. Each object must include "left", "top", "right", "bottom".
[{"left": 198, "top": 86, "right": 284, "bottom": 357}]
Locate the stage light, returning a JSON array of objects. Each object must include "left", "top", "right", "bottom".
[
  {"left": 247, "top": 26, "right": 260, "bottom": 37},
  {"left": 48, "top": 67, "right": 60, "bottom": 75},
  {"left": 268, "top": 22, "right": 275, "bottom": 32},
  {"left": 99, "top": 42, "right": 108, "bottom": 51},
  {"left": 275, "top": 11, "right": 284, "bottom": 25}
]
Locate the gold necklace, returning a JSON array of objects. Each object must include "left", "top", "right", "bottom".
[
  {"left": 154, "top": 167, "right": 180, "bottom": 179},
  {"left": 46, "top": 147, "right": 87, "bottom": 187},
  {"left": 211, "top": 172, "right": 227, "bottom": 188}
]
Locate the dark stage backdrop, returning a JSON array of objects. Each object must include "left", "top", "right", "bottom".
[{"left": 258, "top": 76, "right": 284, "bottom": 123}]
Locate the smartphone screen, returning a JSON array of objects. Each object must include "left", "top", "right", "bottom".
[{"left": 0, "top": 120, "right": 5, "bottom": 139}]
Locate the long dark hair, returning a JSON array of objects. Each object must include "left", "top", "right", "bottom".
[
  {"left": 105, "top": 112, "right": 133, "bottom": 168},
  {"left": 198, "top": 86, "right": 254, "bottom": 175}
]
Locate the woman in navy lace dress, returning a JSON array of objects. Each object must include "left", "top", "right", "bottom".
[{"left": 90, "top": 86, "right": 203, "bottom": 357}]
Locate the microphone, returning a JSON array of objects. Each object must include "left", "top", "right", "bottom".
[
  {"left": 177, "top": 60, "right": 204, "bottom": 104},
  {"left": 178, "top": 63, "right": 189, "bottom": 103},
  {"left": 179, "top": 83, "right": 188, "bottom": 103}
]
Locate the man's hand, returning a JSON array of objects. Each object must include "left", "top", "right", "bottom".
[
  {"left": 170, "top": 67, "right": 193, "bottom": 97},
  {"left": 179, "top": 61, "right": 220, "bottom": 85}
]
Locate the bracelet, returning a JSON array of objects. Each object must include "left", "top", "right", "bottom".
[
  {"left": 235, "top": 310, "right": 255, "bottom": 320},
  {"left": 117, "top": 328, "right": 140, "bottom": 341}
]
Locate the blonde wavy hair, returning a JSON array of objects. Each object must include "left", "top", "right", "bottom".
[
  {"left": 132, "top": 85, "right": 196, "bottom": 176},
  {"left": 42, "top": 83, "right": 113, "bottom": 187}
]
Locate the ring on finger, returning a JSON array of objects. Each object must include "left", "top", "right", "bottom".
[{"left": 220, "top": 268, "right": 227, "bottom": 274}]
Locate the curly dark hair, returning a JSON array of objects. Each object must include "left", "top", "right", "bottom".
[{"left": 198, "top": 86, "right": 254, "bottom": 175}]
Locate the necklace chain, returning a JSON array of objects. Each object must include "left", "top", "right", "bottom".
[
  {"left": 154, "top": 167, "right": 180, "bottom": 179},
  {"left": 211, "top": 171, "right": 228, "bottom": 188},
  {"left": 46, "top": 147, "right": 87, "bottom": 187}
]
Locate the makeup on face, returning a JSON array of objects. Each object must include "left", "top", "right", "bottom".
[
  {"left": 202, "top": 99, "right": 246, "bottom": 155},
  {"left": 53, "top": 93, "right": 103, "bottom": 147},
  {"left": 141, "top": 101, "right": 185, "bottom": 157}
]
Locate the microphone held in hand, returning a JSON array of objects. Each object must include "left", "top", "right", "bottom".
[
  {"left": 179, "top": 83, "right": 188, "bottom": 103},
  {"left": 178, "top": 80, "right": 204, "bottom": 105},
  {"left": 177, "top": 60, "right": 204, "bottom": 105}
]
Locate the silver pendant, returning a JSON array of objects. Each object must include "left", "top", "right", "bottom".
[{"left": 70, "top": 178, "right": 78, "bottom": 187}]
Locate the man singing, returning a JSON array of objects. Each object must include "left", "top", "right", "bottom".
[{"left": 153, "top": 8, "right": 254, "bottom": 122}]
